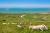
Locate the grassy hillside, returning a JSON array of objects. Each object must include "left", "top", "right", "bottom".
[{"left": 0, "top": 14, "right": 50, "bottom": 33}]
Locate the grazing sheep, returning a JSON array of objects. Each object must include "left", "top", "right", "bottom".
[
  {"left": 21, "top": 15, "right": 25, "bottom": 18},
  {"left": 2, "top": 23, "right": 10, "bottom": 24},
  {"left": 17, "top": 25, "right": 22, "bottom": 28},
  {"left": 29, "top": 24, "right": 48, "bottom": 31},
  {"left": 16, "top": 24, "right": 24, "bottom": 29},
  {"left": 2, "top": 23, "right": 7, "bottom": 24},
  {"left": 11, "top": 23, "right": 17, "bottom": 24}
]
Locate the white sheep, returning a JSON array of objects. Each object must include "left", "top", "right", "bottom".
[
  {"left": 21, "top": 15, "right": 25, "bottom": 18},
  {"left": 17, "top": 25, "right": 22, "bottom": 28},
  {"left": 2, "top": 23, "right": 7, "bottom": 24},
  {"left": 29, "top": 24, "right": 48, "bottom": 31},
  {"left": 11, "top": 23, "right": 17, "bottom": 24}
]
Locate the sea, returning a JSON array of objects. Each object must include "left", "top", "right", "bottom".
[{"left": 0, "top": 8, "right": 50, "bottom": 14}]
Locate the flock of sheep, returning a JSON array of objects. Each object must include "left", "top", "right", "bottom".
[
  {"left": 16, "top": 23, "right": 48, "bottom": 31},
  {"left": 2, "top": 22, "right": 48, "bottom": 31},
  {"left": 2, "top": 15, "right": 48, "bottom": 31},
  {"left": 19, "top": 15, "right": 48, "bottom": 31}
]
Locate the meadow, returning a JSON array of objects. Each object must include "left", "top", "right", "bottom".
[{"left": 0, "top": 13, "right": 50, "bottom": 33}]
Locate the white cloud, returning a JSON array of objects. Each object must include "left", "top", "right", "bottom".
[{"left": 0, "top": 4, "right": 50, "bottom": 8}]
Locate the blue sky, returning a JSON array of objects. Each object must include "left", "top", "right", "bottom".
[{"left": 0, "top": 0, "right": 50, "bottom": 8}]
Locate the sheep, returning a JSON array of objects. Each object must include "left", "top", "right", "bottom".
[
  {"left": 21, "top": 15, "right": 25, "bottom": 18},
  {"left": 16, "top": 24, "right": 25, "bottom": 29},
  {"left": 2, "top": 23, "right": 10, "bottom": 24},
  {"left": 11, "top": 23, "right": 17, "bottom": 24},
  {"left": 2, "top": 23, "right": 7, "bottom": 24},
  {"left": 17, "top": 25, "right": 22, "bottom": 28},
  {"left": 29, "top": 24, "right": 48, "bottom": 31}
]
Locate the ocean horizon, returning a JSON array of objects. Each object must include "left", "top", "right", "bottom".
[{"left": 0, "top": 8, "right": 50, "bottom": 14}]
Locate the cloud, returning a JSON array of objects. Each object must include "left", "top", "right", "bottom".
[{"left": 0, "top": 4, "right": 50, "bottom": 8}]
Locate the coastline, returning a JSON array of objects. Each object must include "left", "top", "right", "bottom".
[{"left": 0, "top": 12, "right": 50, "bottom": 14}]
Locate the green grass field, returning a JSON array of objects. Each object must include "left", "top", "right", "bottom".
[{"left": 0, "top": 14, "right": 50, "bottom": 33}]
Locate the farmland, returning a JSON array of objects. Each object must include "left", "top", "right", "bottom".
[{"left": 0, "top": 14, "right": 50, "bottom": 33}]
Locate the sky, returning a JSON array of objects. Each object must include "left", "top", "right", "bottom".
[{"left": 0, "top": 0, "right": 50, "bottom": 8}]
